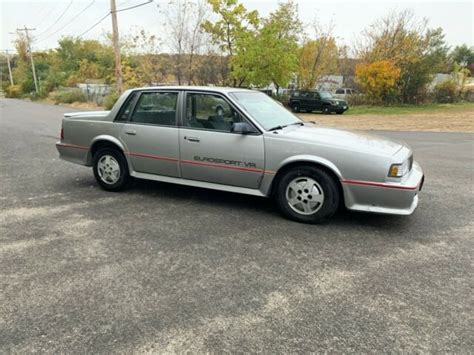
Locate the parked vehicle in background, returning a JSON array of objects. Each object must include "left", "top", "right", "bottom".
[
  {"left": 288, "top": 90, "right": 349, "bottom": 114},
  {"left": 334, "top": 88, "right": 358, "bottom": 98}
]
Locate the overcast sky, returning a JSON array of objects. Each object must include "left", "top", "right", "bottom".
[{"left": 1, "top": 0, "right": 472, "bottom": 52}]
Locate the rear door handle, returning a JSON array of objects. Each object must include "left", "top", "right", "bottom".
[
  {"left": 125, "top": 129, "right": 137, "bottom": 135},
  {"left": 185, "top": 136, "right": 200, "bottom": 143}
]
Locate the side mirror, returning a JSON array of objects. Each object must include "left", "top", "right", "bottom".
[{"left": 231, "top": 122, "right": 257, "bottom": 135}]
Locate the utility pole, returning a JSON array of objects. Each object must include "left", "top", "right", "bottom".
[
  {"left": 16, "top": 26, "right": 39, "bottom": 93},
  {"left": 5, "top": 50, "right": 14, "bottom": 86},
  {"left": 110, "top": 0, "right": 123, "bottom": 93}
]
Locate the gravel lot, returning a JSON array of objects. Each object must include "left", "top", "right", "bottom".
[
  {"left": 298, "top": 106, "right": 474, "bottom": 132},
  {"left": 1, "top": 98, "right": 473, "bottom": 353}
]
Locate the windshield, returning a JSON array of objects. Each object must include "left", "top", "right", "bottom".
[
  {"left": 230, "top": 91, "right": 301, "bottom": 130},
  {"left": 320, "top": 92, "right": 333, "bottom": 99}
]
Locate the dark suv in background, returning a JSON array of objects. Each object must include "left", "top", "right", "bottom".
[{"left": 288, "top": 90, "right": 349, "bottom": 114}]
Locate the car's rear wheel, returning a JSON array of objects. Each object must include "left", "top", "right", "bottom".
[
  {"left": 292, "top": 103, "right": 300, "bottom": 113},
  {"left": 275, "top": 166, "right": 340, "bottom": 224},
  {"left": 93, "top": 148, "right": 130, "bottom": 191},
  {"left": 322, "top": 105, "right": 331, "bottom": 114}
]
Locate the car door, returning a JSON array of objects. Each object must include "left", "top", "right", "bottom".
[
  {"left": 312, "top": 92, "right": 323, "bottom": 111},
  {"left": 179, "top": 91, "right": 265, "bottom": 189},
  {"left": 119, "top": 90, "right": 180, "bottom": 177},
  {"left": 299, "top": 91, "right": 310, "bottom": 110}
]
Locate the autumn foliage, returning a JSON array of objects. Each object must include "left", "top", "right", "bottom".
[{"left": 355, "top": 60, "right": 401, "bottom": 103}]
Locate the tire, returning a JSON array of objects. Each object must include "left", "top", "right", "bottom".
[
  {"left": 336, "top": 111, "right": 344, "bottom": 115},
  {"left": 322, "top": 105, "right": 331, "bottom": 114},
  {"left": 292, "top": 103, "right": 300, "bottom": 113},
  {"left": 93, "top": 148, "right": 130, "bottom": 191},
  {"left": 275, "top": 166, "right": 340, "bottom": 224}
]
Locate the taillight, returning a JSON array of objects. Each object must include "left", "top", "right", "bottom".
[{"left": 60, "top": 128, "right": 64, "bottom": 140}]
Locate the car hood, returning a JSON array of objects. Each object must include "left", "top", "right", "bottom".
[{"left": 273, "top": 124, "right": 405, "bottom": 156}]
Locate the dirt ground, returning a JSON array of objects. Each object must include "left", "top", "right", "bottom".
[{"left": 298, "top": 109, "right": 474, "bottom": 132}]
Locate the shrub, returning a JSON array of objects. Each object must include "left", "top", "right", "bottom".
[
  {"left": 50, "top": 89, "right": 87, "bottom": 104},
  {"left": 103, "top": 91, "right": 119, "bottom": 110},
  {"left": 346, "top": 93, "right": 373, "bottom": 106},
  {"left": 463, "top": 85, "right": 474, "bottom": 102},
  {"left": 273, "top": 92, "right": 290, "bottom": 106},
  {"left": 355, "top": 60, "right": 401, "bottom": 104},
  {"left": 5, "top": 84, "right": 22, "bottom": 98},
  {"left": 433, "top": 80, "right": 459, "bottom": 103}
]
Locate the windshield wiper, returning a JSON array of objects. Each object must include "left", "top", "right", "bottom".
[
  {"left": 268, "top": 125, "right": 285, "bottom": 131},
  {"left": 268, "top": 122, "right": 303, "bottom": 131}
]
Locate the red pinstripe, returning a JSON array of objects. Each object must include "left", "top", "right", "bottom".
[
  {"left": 59, "top": 144, "right": 416, "bottom": 188},
  {"left": 341, "top": 179, "right": 419, "bottom": 190}
]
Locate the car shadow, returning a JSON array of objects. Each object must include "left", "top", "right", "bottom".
[{"left": 125, "top": 178, "right": 407, "bottom": 229}]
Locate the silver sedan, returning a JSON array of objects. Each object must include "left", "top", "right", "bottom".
[{"left": 56, "top": 86, "right": 424, "bottom": 223}]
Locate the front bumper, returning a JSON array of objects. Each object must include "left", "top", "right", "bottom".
[
  {"left": 342, "top": 161, "right": 424, "bottom": 215},
  {"left": 330, "top": 104, "right": 348, "bottom": 112}
]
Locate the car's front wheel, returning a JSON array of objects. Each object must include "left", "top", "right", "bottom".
[
  {"left": 322, "top": 105, "right": 331, "bottom": 114},
  {"left": 275, "top": 166, "right": 340, "bottom": 223},
  {"left": 93, "top": 148, "right": 130, "bottom": 191}
]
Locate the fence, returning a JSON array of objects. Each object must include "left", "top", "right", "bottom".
[{"left": 77, "top": 83, "right": 112, "bottom": 105}]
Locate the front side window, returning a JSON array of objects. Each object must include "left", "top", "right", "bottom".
[
  {"left": 335, "top": 89, "right": 344, "bottom": 94},
  {"left": 230, "top": 91, "right": 301, "bottom": 131},
  {"left": 130, "top": 92, "right": 178, "bottom": 126},
  {"left": 183, "top": 93, "right": 244, "bottom": 132}
]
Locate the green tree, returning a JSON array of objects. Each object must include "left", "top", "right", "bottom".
[
  {"left": 232, "top": 0, "right": 301, "bottom": 90},
  {"left": 450, "top": 44, "right": 474, "bottom": 75},
  {"left": 202, "top": 0, "right": 259, "bottom": 86}
]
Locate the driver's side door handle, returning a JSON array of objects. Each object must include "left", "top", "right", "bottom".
[
  {"left": 185, "top": 136, "right": 200, "bottom": 143},
  {"left": 125, "top": 129, "right": 137, "bottom": 135}
]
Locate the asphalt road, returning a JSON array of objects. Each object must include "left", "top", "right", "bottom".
[{"left": 1, "top": 98, "right": 473, "bottom": 353}]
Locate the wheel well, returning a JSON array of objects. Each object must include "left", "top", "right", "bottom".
[
  {"left": 270, "top": 161, "right": 344, "bottom": 205},
  {"left": 90, "top": 140, "right": 124, "bottom": 158}
]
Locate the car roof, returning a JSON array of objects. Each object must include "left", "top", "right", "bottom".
[{"left": 130, "top": 86, "right": 254, "bottom": 94}]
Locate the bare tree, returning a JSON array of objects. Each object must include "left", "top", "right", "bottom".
[
  {"left": 161, "top": 0, "right": 210, "bottom": 85},
  {"left": 298, "top": 16, "right": 339, "bottom": 89}
]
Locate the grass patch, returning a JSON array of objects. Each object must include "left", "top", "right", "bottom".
[
  {"left": 346, "top": 102, "right": 474, "bottom": 115},
  {"left": 50, "top": 90, "right": 87, "bottom": 104}
]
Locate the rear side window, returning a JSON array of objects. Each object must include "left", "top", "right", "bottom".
[
  {"left": 115, "top": 92, "right": 136, "bottom": 122},
  {"left": 335, "top": 89, "right": 344, "bottom": 94},
  {"left": 131, "top": 92, "right": 178, "bottom": 126}
]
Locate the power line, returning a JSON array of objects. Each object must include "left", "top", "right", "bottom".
[
  {"left": 77, "top": 0, "right": 153, "bottom": 39},
  {"left": 35, "top": 0, "right": 74, "bottom": 38},
  {"left": 114, "top": 0, "right": 153, "bottom": 13},
  {"left": 35, "top": 0, "right": 96, "bottom": 43},
  {"left": 33, "top": 4, "right": 55, "bottom": 29},
  {"left": 77, "top": 12, "right": 110, "bottom": 38}
]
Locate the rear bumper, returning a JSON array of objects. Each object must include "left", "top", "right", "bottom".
[
  {"left": 341, "top": 161, "right": 424, "bottom": 215},
  {"left": 56, "top": 142, "right": 90, "bottom": 166}
]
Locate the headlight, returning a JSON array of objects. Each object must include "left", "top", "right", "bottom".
[
  {"left": 388, "top": 159, "right": 411, "bottom": 177},
  {"left": 331, "top": 100, "right": 338, "bottom": 105}
]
